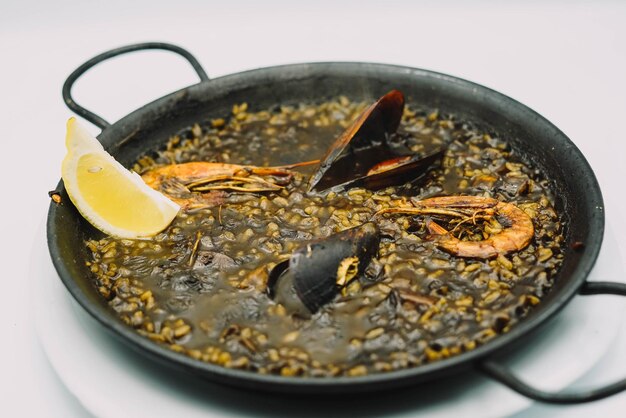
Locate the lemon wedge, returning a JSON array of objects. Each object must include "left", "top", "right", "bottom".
[{"left": 61, "top": 118, "right": 180, "bottom": 238}]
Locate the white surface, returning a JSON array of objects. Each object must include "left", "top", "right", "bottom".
[
  {"left": 32, "top": 220, "right": 625, "bottom": 418},
  {"left": 2, "top": 0, "right": 626, "bottom": 416}
]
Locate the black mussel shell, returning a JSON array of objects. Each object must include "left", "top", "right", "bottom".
[
  {"left": 332, "top": 148, "right": 446, "bottom": 191},
  {"left": 308, "top": 90, "right": 446, "bottom": 192},
  {"left": 267, "top": 222, "right": 381, "bottom": 314},
  {"left": 308, "top": 90, "right": 405, "bottom": 192},
  {"left": 266, "top": 260, "right": 312, "bottom": 318}
]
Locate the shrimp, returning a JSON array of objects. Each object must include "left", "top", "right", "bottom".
[
  {"left": 141, "top": 160, "right": 316, "bottom": 210},
  {"left": 376, "top": 196, "right": 534, "bottom": 259}
]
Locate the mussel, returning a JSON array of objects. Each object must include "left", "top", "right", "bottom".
[
  {"left": 307, "top": 90, "right": 446, "bottom": 192},
  {"left": 267, "top": 222, "right": 380, "bottom": 316}
]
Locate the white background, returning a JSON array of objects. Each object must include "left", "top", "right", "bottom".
[{"left": 1, "top": 0, "right": 625, "bottom": 416}]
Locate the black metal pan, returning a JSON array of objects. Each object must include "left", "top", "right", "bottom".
[{"left": 47, "top": 42, "right": 626, "bottom": 403}]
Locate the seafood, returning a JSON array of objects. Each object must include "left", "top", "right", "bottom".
[
  {"left": 141, "top": 161, "right": 314, "bottom": 209},
  {"left": 356, "top": 150, "right": 446, "bottom": 190},
  {"left": 308, "top": 90, "right": 445, "bottom": 192},
  {"left": 267, "top": 222, "right": 380, "bottom": 316},
  {"left": 377, "top": 196, "right": 534, "bottom": 259}
]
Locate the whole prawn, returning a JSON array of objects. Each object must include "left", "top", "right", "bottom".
[
  {"left": 377, "top": 195, "right": 534, "bottom": 259},
  {"left": 141, "top": 160, "right": 316, "bottom": 209}
]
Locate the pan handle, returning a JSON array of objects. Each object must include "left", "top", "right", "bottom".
[
  {"left": 62, "top": 42, "right": 209, "bottom": 130},
  {"left": 478, "top": 281, "right": 626, "bottom": 404}
]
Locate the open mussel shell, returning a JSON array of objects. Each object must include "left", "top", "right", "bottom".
[
  {"left": 334, "top": 147, "right": 446, "bottom": 191},
  {"left": 308, "top": 90, "right": 405, "bottom": 192},
  {"left": 267, "top": 222, "right": 381, "bottom": 315}
]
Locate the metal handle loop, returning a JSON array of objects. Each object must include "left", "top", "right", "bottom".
[
  {"left": 479, "top": 281, "right": 626, "bottom": 404},
  {"left": 62, "top": 42, "right": 209, "bottom": 130}
]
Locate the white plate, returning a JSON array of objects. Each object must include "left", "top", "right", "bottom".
[{"left": 34, "top": 221, "right": 624, "bottom": 418}]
